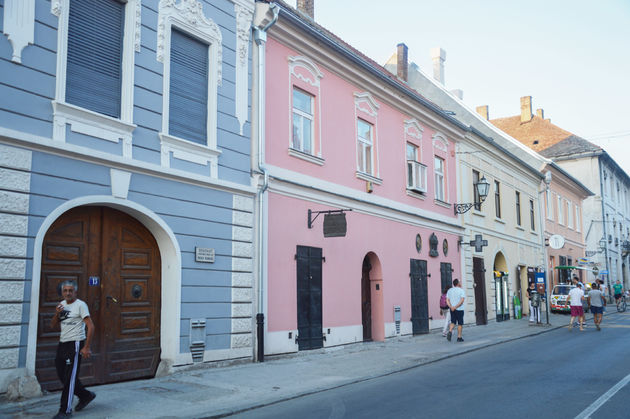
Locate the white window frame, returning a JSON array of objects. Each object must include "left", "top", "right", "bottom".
[
  {"left": 157, "top": 0, "right": 222, "bottom": 177},
  {"left": 567, "top": 200, "right": 574, "bottom": 229},
  {"left": 50, "top": 0, "right": 140, "bottom": 157},
  {"left": 576, "top": 206, "right": 581, "bottom": 232},
  {"left": 357, "top": 119, "right": 373, "bottom": 175},
  {"left": 546, "top": 189, "right": 553, "bottom": 220},
  {"left": 434, "top": 156, "right": 445, "bottom": 202},
  {"left": 406, "top": 143, "right": 426, "bottom": 193},
  {"left": 354, "top": 92, "right": 381, "bottom": 184},
  {"left": 557, "top": 195, "right": 564, "bottom": 225},
  {"left": 291, "top": 87, "right": 314, "bottom": 155}
]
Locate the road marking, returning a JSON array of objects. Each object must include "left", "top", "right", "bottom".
[{"left": 575, "top": 372, "right": 630, "bottom": 419}]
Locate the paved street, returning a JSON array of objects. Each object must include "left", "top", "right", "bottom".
[
  {"left": 2, "top": 311, "right": 629, "bottom": 419},
  {"left": 232, "top": 312, "right": 630, "bottom": 419}
]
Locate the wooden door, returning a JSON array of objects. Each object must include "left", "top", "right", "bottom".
[
  {"left": 473, "top": 257, "right": 487, "bottom": 325},
  {"left": 361, "top": 256, "right": 372, "bottom": 341},
  {"left": 36, "top": 206, "right": 161, "bottom": 391},
  {"left": 410, "top": 259, "right": 429, "bottom": 335},
  {"left": 296, "top": 246, "right": 323, "bottom": 350},
  {"left": 440, "top": 262, "right": 453, "bottom": 292}
]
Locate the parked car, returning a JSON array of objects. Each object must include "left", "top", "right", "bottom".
[{"left": 550, "top": 284, "right": 573, "bottom": 313}]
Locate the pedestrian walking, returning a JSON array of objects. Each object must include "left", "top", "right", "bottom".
[
  {"left": 566, "top": 282, "right": 585, "bottom": 331},
  {"left": 613, "top": 280, "right": 623, "bottom": 304},
  {"left": 51, "top": 280, "right": 96, "bottom": 418},
  {"left": 446, "top": 279, "right": 465, "bottom": 342},
  {"left": 588, "top": 282, "right": 605, "bottom": 331},
  {"left": 526, "top": 282, "right": 540, "bottom": 323},
  {"left": 440, "top": 285, "right": 452, "bottom": 336}
]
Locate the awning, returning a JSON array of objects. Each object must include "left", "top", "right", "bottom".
[{"left": 555, "top": 265, "right": 591, "bottom": 270}]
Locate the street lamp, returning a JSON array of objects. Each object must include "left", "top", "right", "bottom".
[
  {"left": 454, "top": 176, "right": 491, "bottom": 215},
  {"left": 598, "top": 237, "right": 607, "bottom": 253}
]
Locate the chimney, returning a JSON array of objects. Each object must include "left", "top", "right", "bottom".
[
  {"left": 520, "top": 96, "right": 532, "bottom": 123},
  {"left": 476, "top": 105, "right": 489, "bottom": 120},
  {"left": 450, "top": 89, "right": 463, "bottom": 100},
  {"left": 297, "top": 0, "right": 314, "bottom": 19},
  {"left": 430, "top": 47, "right": 446, "bottom": 85},
  {"left": 536, "top": 108, "right": 544, "bottom": 119},
  {"left": 396, "top": 43, "right": 408, "bottom": 82}
]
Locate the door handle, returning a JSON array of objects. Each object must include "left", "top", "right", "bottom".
[{"left": 106, "top": 295, "right": 119, "bottom": 304}]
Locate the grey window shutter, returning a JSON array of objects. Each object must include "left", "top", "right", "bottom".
[
  {"left": 169, "top": 29, "right": 209, "bottom": 145},
  {"left": 65, "top": 0, "right": 125, "bottom": 119}
]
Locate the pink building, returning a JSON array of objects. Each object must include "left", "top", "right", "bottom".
[{"left": 259, "top": 2, "right": 467, "bottom": 355}]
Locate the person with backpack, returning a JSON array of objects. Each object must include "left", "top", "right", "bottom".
[{"left": 440, "top": 285, "right": 451, "bottom": 336}]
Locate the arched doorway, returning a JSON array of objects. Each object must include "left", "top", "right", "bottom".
[
  {"left": 35, "top": 206, "right": 162, "bottom": 391},
  {"left": 493, "top": 252, "right": 509, "bottom": 322},
  {"left": 361, "top": 252, "right": 384, "bottom": 342}
]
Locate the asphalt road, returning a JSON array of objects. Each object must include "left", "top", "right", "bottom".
[{"left": 230, "top": 312, "right": 630, "bottom": 419}]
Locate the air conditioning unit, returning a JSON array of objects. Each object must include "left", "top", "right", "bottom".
[{"left": 407, "top": 160, "right": 427, "bottom": 193}]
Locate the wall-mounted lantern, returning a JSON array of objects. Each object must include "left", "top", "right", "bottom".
[{"left": 453, "top": 176, "right": 490, "bottom": 215}]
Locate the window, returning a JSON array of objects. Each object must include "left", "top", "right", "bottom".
[
  {"left": 494, "top": 180, "right": 501, "bottom": 218},
  {"left": 434, "top": 156, "right": 445, "bottom": 201},
  {"left": 357, "top": 119, "right": 373, "bottom": 174},
  {"left": 576, "top": 206, "right": 581, "bottom": 232},
  {"left": 515, "top": 191, "right": 521, "bottom": 226},
  {"left": 66, "top": 0, "right": 125, "bottom": 118},
  {"left": 546, "top": 189, "right": 553, "bottom": 220},
  {"left": 557, "top": 195, "right": 564, "bottom": 225},
  {"left": 530, "top": 199, "right": 535, "bottom": 231},
  {"left": 406, "top": 143, "right": 426, "bottom": 192},
  {"left": 567, "top": 200, "right": 573, "bottom": 229},
  {"left": 51, "top": 0, "right": 139, "bottom": 152},
  {"left": 472, "top": 170, "right": 481, "bottom": 211},
  {"left": 292, "top": 88, "right": 314, "bottom": 154},
  {"left": 169, "top": 29, "right": 209, "bottom": 145}
]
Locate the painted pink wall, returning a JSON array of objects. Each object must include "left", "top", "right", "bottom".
[
  {"left": 267, "top": 193, "right": 461, "bottom": 333},
  {"left": 266, "top": 39, "right": 458, "bottom": 217}
]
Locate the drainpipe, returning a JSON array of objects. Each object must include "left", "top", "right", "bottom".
[
  {"left": 252, "top": 1, "right": 278, "bottom": 363},
  {"left": 539, "top": 172, "right": 551, "bottom": 324}
]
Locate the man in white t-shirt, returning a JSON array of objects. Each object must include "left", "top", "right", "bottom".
[
  {"left": 446, "top": 279, "right": 466, "bottom": 342},
  {"left": 566, "top": 282, "right": 585, "bottom": 331},
  {"left": 50, "top": 280, "right": 96, "bottom": 418}
]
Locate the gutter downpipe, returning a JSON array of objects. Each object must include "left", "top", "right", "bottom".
[
  {"left": 540, "top": 173, "right": 551, "bottom": 324},
  {"left": 253, "top": 2, "right": 278, "bottom": 363}
]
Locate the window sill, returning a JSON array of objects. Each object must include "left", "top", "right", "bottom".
[
  {"left": 472, "top": 209, "right": 485, "bottom": 217},
  {"left": 515, "top": 225, "right": 525, "bottom": 231},
  {"left": 52, "top": 101, "right": 136, "bottom": 158},
  {"left": 434, "top": 199, "right": 451, "bottom": 209},
  {"left": 356, "top": 171, "right": 383, "bottom": 185},
  {"left": 288, "top": 148, "right": 325, "bottom": 165},
  {"left": 494, "top": 217, "right": 506, "bottom": 224},
  {"left": 406, "top": 189, "right": 426, "bottom": 200},
  {"left": 159, "top": 133, "right": 221, "bottom": 178}
]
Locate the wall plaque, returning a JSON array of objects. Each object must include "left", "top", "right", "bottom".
[{"left": 195, "top": 247, "right": 215, "bottom": 263}]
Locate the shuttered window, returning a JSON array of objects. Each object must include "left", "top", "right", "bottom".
[
  {"left": 65, "top": 0, "right": 125, "bottom": 118},
  {"left": 169, "top": 29, "right": 209, "bottom": 145}
]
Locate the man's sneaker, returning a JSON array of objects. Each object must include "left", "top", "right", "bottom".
[
  {"left": 75, "top": 391, "right": 96, "bottom": 412},
  {"left": 446, "top": 331, "right": 452, "bottom": 341},
  {"left": 52, "top": 412, "right": 71, "bottom": 419},
  {"left": 596, "top": 324, "right": 601, "bottom": 331},
  {"left": 457, "top": 337, "right": 464, "bottom": 342}
]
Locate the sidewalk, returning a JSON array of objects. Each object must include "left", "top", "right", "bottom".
[{"left": 1, "top": 312, "right": 582, "bottom": 419}]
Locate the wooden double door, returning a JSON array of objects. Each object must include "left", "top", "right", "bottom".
[
  {"left": 410, "top": 259, "right": 429, "bottom": 335},
  {"left": 36, "top": 206, "right": 161, "bottom": 391},
  {"left": 296, "top": 245, "right": 323, "bottom": 350}
]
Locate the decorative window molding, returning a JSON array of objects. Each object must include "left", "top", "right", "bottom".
[
  {"left": 160, "top": 133, "right": 221, "bottom": 178},
  {"left": 404, "top": 118, "right": 424, "bottom": 140},
  {"left": 234, "top": 2, "right": 254, "bottom": 135},
  {"left": 288, "top": 148, "right": 325, "bottom": 166},
  {"left": 354, "top": 92, "right": 379, "bottom": 117},
  {"left": 157, "top": 0, "right": 223, "bottom": 176},
  {"left": 51, "top": 0, "right": 140, "bottom": 145},
  {"left": 288, "top": 55, "right": 324, "bottom": 87},
  {"left": 3, "top": 0, "right": 35, "bottom": 63},
  {"left": 52, "top": 101, "right": 135, "bottom": 158},
  {"left": 432, "top": 132, "right": 449, "bottom": 152},
  {"left": 288, "top": 55, "right": 323, "bottom": 159}
]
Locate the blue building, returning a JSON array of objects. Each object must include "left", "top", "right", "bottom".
[{"left": 0, "top": 0, "right": 256, "bottom": 395}]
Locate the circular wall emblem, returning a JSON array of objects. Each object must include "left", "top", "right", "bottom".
[
  {"left": 443, "top": 239, "right": 448, "bottom": 256},
  {"left": 415, "top": 234, "right": 422, "bottom": 253},
  {"left": 548, "top": 234, "right": 565, "bottom": 249}
]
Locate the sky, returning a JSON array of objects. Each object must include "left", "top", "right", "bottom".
[{"left": 291, "top": 0, "right": 630, "bottom": 176}]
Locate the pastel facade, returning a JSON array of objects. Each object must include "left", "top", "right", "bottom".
[
  {"left": 0, "top": 0, "right": 256, "bottom": 395},
  {"left": 385, "top": 49, "right": 546, "bottom": 324},
  {"left": 261, "top": 3, "right": 464, "bottom": 355}
]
